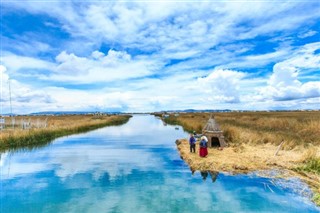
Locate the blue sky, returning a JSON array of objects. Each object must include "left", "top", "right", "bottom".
[{"left": 0, "top": 1, "right": 319, "bottom": 113}]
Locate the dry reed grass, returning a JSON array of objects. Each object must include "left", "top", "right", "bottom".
[
  {"left": 1, "top": 115, "right": 117, "bottom": 137},
  {"left": 166, "top": 111, "right": 320, "bottom": 147},
  {"left": 177, "top": 138, "right": 313, "bottom": 173},
  {"left": 165, "top": 111, "right": 320, "bottom": 205},
  {"left": 168, "top": 111, "right": 320, "bottom": 171},
  {"left": 177, "top": 138, "right": 320, "bottom": 205},
  {"left": 0, "top": 114, "right": 131, "bottom": 151}
]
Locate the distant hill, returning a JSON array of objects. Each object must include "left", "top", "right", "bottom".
[
  {"left": 160, "top": 109, "right": 232, "bottom": 113},
  {"left": 3, "top": 108, "right": 318, "bottom": 117},
  {"left": 29, "top": 111, "right": 122, "bottom": 116}
]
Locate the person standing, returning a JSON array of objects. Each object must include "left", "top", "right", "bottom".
[
  {"left": 199, "top": 136, "right": 208, "bottom": 157},
  {"left": 189, "top": 134, "right": 196, "bottom": 153}
]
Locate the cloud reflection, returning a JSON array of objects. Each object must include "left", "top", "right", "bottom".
[
  {"left": 1, "top": 116, "right": 184, "bottom": 181},
  {"left": 1, "top": 116, "right": 318, "bottom": 212}
]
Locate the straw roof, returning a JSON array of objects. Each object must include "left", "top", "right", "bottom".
[{"left": 202, "top": 116, "right": 221, "bottom": 132}]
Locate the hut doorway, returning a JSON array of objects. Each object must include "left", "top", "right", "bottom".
[{"left": 211, "top": 137, "right": 220, "bottom": 147}]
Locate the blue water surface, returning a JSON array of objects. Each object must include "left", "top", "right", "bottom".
[{"left": 0, "top": 115, "right": 319, "bottom": 213}]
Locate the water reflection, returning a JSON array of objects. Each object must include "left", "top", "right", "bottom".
[
  {"left": 0, "top": 139, "right": 54, "bottom": 154},
  {"left": 200, "top": 171, "right": 208, "bottom": 181},
  {"left": 210, "top": 171, "right": 219, "bottom": 183},
  {"left": 198, "top": 171, "right": 219, "bottom": 183},
  {"left": 1, "top": 115, "right": 319, "bottom": 213}
]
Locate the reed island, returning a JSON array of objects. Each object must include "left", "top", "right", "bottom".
[{"left": 161, "top": 111, "right": 320, "bottom": 205}]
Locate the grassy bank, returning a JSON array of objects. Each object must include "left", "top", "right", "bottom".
[
  {"left": 162, "top": 111, "right": 320, "bottom": 205},
  {"left": 0, "top": 115, "right": 131, "bottom": 152}
]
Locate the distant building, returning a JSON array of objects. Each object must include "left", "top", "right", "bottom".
[{"left": 162, "top": 114, "right": 169, "bottom": 118}]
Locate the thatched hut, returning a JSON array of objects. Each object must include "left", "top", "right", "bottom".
[{"left": 202, "top": 116, "right": 227, "bottom": 148}]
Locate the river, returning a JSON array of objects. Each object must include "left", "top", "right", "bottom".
[{"left": 0, "top": 115, "right": 319, "bottom": 212}]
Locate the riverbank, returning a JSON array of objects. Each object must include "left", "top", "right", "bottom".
[
  {"left": 176, "top": 139, "right": 320, "bottom": 205},
  {"left": 0, "top": 114, "right": 131, "bottom": 152},
  {"left": 161, "top": 111, "right": 320, "bottom": 205}
]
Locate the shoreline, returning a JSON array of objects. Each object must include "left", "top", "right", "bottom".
[
  {"left": 0, "top": 115, "right": 131, "bottom": 152},
  {"left": 176, "top": 138, "right": 320, "bottom": 206}
]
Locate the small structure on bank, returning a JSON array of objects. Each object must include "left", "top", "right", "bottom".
[
  {"left": 0, "top": 118, "right": 5, "bottom": 130},
  {"left": 202, "top": 115, "right": 227, "bottom": 148}
]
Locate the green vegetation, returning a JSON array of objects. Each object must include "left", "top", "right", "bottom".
[
  {"left": 295, "top": 155, "right": 320, "bottom": 205},
  {"left": 299, "top": 158, "right": 320, "bottom": 174},
  {"left": 314, "top": 193, "right": 320, "bottom": 206},
  {"left": 0, "top": 115, "right": 131, "bottom": 152}
]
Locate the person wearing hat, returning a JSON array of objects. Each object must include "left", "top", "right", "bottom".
[{"left": 199, "top": 136, "right": 208, "bottom": 157}]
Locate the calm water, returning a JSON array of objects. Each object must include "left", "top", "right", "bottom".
[{"left": 0, "top": 115, "right": 319, "bottom": 213}]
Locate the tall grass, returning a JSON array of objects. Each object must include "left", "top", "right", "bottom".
[
  {"left": 300, "top": 158, "right": 320, "bottom": 174},
  {"left": 314, "top": 193, "right": 320, "bottom": 206},
  {"left": 163, "top": 111, "right": 320, "bottom": 206},
  {"left": 296, "top": 148, "right": 320, "bottom": 175},
  {"left": 163, "top": 111, "right": 320, "bottom": 148},
  {"left": 296, "top": 148, "right": 320, "bottom": 205},
  {"left": 0, "top": 115, "right": 131, "bottom": 152},
  {"left": 163, "top": 117, "right": 199, "bottom": 133}
]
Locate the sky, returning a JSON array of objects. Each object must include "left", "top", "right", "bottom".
[{"left": 0, "top": 1, "right": 319, "bottom": 114}]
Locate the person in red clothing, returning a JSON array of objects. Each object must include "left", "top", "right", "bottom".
[{"left": 199, "top": 136, "right": 208, "bottom": 157}]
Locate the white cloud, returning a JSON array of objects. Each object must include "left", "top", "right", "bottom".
[
  {"left": 0, "top": 65, "right": 56, "bottom": 114},
  {"left": 269, "top": 64, "right": 301, "bottom": 88},
  {"left": 46, "top": 49, "right": 159, "bottom": 83},
  {"left": 0, "top": 65, "right": 7, "bottom": 74},
  {"left": 198, "top": 69, "right": 246, "bottom": 103},
  {"left": 259, "top": 43, "right": 320, "bottom": 102},
  {"left": 1, "top": 52, "right": 55, "bottom": 72},
  {"left": 298, "top": 30, "right": 318, "bottom": 39},
  {"left": 1, "top": 35, "right": 52, "bottom": 56},
  {"left": 1, "top": 2, "right": 320, "bottom": 113},
  {"left": 5, "top": 1, "right": 320, "bottom": 57}
]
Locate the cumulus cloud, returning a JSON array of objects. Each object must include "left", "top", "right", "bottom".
[
  {"left": 1, "top": 2, "right": 320, "bottom": 113},
  {"left": 259, "top": 43, "right": 320, "bottom": 101},
  {"left": 198, "top": 69, "right": 246, "bottom": 103},
  {"left": 46, "top": 49, "right": 159, "bottom": 83},
  {"left": 0, "top": 65, "right": 55, "bottom": 114}
]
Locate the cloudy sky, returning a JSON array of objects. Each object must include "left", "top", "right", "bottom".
[{"left": 0, "top": 1, "right": 319, "bottom": 114}]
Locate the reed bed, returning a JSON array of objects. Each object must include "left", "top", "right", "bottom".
[
  {"left": 0, "top": 114, "right": 131, "bottom": 151},
  {"left": 163, "top": 111, "right": 320, "bottom": 205},
  {"left": 164, "top": 111, "right": 320, "bottom": 147}
]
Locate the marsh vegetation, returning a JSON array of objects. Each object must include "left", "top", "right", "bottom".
[
  {"left": 162, "top": 111, "right": 320, "bottom": 205},
  {"left": 0, "top": 114, "right": 131, "bottom": 151}
]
